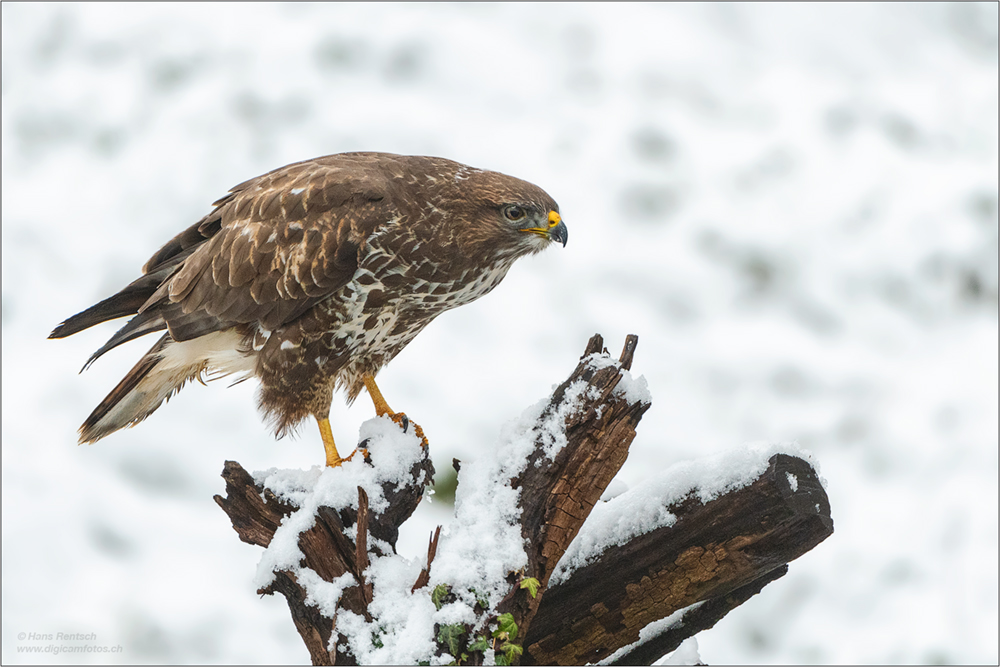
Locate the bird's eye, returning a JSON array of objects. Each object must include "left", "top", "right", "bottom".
[{"left": 502, "top": 204, "right": 527, "bottom": 222}]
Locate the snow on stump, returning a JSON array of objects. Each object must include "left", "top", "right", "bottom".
[{"left": 215, "top": 334, "right": 833, "bottom": 665}]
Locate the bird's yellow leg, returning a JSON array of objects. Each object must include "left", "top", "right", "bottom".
[
  {"left": 363, "top": 374, "right": 394, "bottom": 417},
  {"left": 362, "top": 373, "right": 428, "bottom": 448},
  {"left": 318, "top": 417, "right": 344, "bottom": 467}
]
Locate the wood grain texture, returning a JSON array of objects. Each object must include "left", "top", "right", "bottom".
[{"left": 522, "top": 453, "right": 833, "bottom": 665}]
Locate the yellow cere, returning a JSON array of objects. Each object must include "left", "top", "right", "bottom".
[{"left": 548, "top": 210, "right": 562, "bottom": 227}]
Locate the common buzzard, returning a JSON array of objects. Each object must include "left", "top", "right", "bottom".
[{"left": 50, "top": 152, "right": 567, "bottom": 466}]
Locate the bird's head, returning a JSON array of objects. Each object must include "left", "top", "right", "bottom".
[
  {"left": 449, "top": 167, "right": 568, "bottom": 259},
  {"left": 502, "top": 203, "right": 568, "bottom": 250}
]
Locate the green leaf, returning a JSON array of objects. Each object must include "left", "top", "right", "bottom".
[
  {"left": 503, "top": 642, "right": 524, "bottom": 662},
  {"left": 470, "top": 587, "right": 489, "bottom": 610},
  {"left": 492, "top": 613, "right": 518, "bottom": 641},
  {"left": 437, "top": 623, "right": 466, "bottom": 657},
  {"left": 519, "top": 577, "right": 541, "bottom": 598},
  {"left": 431, "top": 584, "right": 451, "bottom": 610},
  {"left": 468, "top": 636, "right": 490, "bottom": 653},
  {"left": 495, "top": 655, "right": 510, "bottom": 666}
]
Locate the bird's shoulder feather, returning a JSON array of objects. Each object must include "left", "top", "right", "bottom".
[{"left": 141, "top": 157, "right": 399, "bottom": 340}]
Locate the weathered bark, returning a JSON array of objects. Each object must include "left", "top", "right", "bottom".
[
  {"left": 497, "top": 334, "right": 650, "bottom": 644},
  {"left": 215, "top": 334, "right": 833, "bottom": 665},
  {"left": 522, "top": 453, "right": 833, "bottom": 665},
  {"left": 214, "top": 442, "right": 434, "bottom": 665},
  {"left": 606, "top": 564, "right": 788, "bottom": 666}
]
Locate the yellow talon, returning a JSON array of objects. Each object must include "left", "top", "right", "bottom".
[
  {"left": 362, "top": 373, "right": 429, "bottom": 449},
  {"left": 318, "top": 376, "right": 411, "bottom": 467}
]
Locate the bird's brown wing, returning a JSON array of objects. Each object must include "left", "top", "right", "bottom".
[
  {"left": 52, "top": 156, "right": 397, "bottom": 364},
  {"left": 150, "top": 159, "right": 396, "bottom": 340}
]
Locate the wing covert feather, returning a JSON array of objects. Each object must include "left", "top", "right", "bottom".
[{"left": 140, "top": 159, "right": 394, "bottom": 341}]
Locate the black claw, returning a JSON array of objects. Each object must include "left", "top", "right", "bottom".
[
  {"left": 400, "top": 414, "right": 409, "bottom": 433},
  {"left": 357, "top": 438, "right": 371, "bottom": 449}
]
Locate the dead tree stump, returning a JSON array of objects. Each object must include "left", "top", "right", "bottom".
[{"left": 216, "top": 334, "right": 834, "bottom": 665}]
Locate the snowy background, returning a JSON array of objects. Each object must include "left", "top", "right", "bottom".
[{"left": 2, "top": 3, "right": 997, "bottom": 664}]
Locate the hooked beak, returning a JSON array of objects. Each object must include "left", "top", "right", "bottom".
[
  {"left": 521, "top": 210, "right": 568, "bottom": 247},
  {"left": 548, "top": 210, "right": 568, "bottom": 247}
]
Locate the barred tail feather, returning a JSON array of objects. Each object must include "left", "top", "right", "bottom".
[
  {"left": 78, "top": 329, "right": 256, "bottom": 444},
  {"left": 79, "top": 334, "right": 202, "bottom": 444}
]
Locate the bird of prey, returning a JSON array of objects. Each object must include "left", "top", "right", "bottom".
[{"left": 50, "top": 152, "right": 567, "bottom": 466}]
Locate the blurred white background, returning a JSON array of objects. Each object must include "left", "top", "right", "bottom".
[{"left": 2, "top": 3, "right": 997, "bottom": 664}]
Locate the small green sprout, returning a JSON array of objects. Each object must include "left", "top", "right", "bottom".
[
  {"left": 519, "top": 577, "right": 540, "bottom": 598},
  {"left": 492, "top": 613, "right": 518, "bottom": 641},
  {"left": 431, "top": 583, "right": 451, "bottom": 610},
  {"left": 437, "top": 623, "right": 466, "bottom": 660}
]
